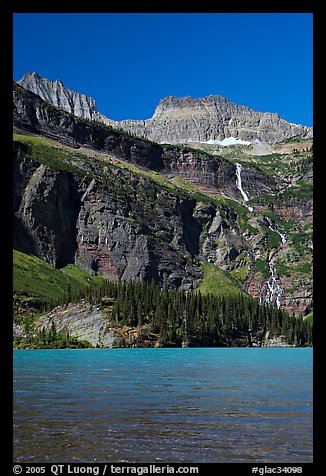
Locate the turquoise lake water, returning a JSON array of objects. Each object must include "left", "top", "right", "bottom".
[{"left": 13, "top": 348, "right": 313, "bottom": 463}]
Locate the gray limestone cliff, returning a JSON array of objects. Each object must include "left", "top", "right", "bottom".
[
  {"left": 35, "top": 302, "right": 117, "bottom": 348},
  {"left": 119, "top": 95, "right": 313, "bottom": 144},
  {"left": 17, "top": 73, "right": 313, "bottom": 145},
  {"left": 18, "top": 72, "right": 115, "bottom": 126}
]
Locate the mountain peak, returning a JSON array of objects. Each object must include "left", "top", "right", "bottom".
[
  {"left": 17, "top": 72, "right": 313, "bottom": 145},
  {"left": 17, "top": 72, "right": 98, "bottom": 121},
  {"left": 22, "top": 71, "right": 40, "bottom": 79},
  {"left": 155, "top": 94, "right": 229, "bottom": 110}
]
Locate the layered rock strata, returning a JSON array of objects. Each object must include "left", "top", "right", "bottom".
[{"left": 18, "top": 73, "right": 313, "bottom": 144}]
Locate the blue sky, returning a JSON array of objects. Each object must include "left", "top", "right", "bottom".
[{"left": 13, "top": 13, "right": 313, "bottom": 126}]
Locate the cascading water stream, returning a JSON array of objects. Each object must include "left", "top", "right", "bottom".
[
  {"left": 263, "top": 218, "right": 287, "bottom": 308},
  {"left": 235, "top": 163, "right": 253, "bottom": 211},
  {"left": 266, "top": 218, "right": 286, "bottom": 245},
  {"left": 233, "top": 166, "right": 286, "bottom": 309},
  {"left": 265, "top": 261, "right": 283, "bottom": 308}
]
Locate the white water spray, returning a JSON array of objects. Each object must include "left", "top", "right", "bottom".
[
  {"left": 263, "top": 218, "right": 287, "bottom": 308},
  {"left": 265, "top": 261, "right": 283, "bottom": 308},
  {"left": 235, "top": 163, "right": 253, "bottom": 211},
  {"left": 266, "top": 218, "right": 286, "bottom": 245}
]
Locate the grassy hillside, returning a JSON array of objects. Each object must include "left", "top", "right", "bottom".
[
  {"left": 198, "top": 262, "right": 242, "bottom": 296},
  {"left": 13, "top": 249, "right": 103, "bottom": 308}
]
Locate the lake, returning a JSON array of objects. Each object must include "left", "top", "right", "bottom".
[{"left": 13, "top": 347, "right": 313, "bottom": 463}]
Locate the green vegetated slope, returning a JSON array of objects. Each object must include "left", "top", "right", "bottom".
[
  {"left": 13, "top": 250, "right": 244, "bottom": 311},
  {"left": 198, "top": 263, "right": 241, "bottom": 296},
  {"left": 13, "top": 249, "right": 103, "bottom": 307}
]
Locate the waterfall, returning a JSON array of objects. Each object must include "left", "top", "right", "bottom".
[
  {"left": 266, "top": 218, "right": 286, "bottom": 244},
  {"left": 235, "top": 163, "right": 253, "bottom": 211},
  {"left": 265, "top": 261, "right": 283, "bottom": 308},
  {"left": 235, "top": 163, "right": 249, "bottom": 202},
  {"left": 277, "top": 230, "right": 286, "bottom": 245},
  {"left": 262, "top": 218, "right": 286, "bottom": 308}
]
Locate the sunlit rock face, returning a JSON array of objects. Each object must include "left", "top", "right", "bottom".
[{"left": 18, "top": 73, "right": 313, "bottom": 145}]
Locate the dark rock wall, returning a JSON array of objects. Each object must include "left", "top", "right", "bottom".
[{"left": 13, "top": 147, "right": 204, "bottom": 289}]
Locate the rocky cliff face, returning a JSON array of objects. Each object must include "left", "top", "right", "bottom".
[
  {"left": 119, "top": 95, "right": 313, "bottom": 144},
  {"left": 13, "top": 146, "right": 204, "bottom": 290},
  {"left": 18, "top": 72, "right": 115, "bottom": 126},
  {"left": 35, "top": 302, "right": 118, "bottom": 348},
  {"left": 18, "top": 72, "right": 97, "bottom": 121},
  {"left": 14, "top": 150, "right": 81, "bottom": 268},
  {"left": 17, "top": 73, "right": 313, "bottom": 145},
  {"left": 13, "top": 82, "right": 313, "bottom": 316}
]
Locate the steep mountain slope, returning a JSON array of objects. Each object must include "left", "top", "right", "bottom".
[
  {"left": 18, "top": 72, "right": 313, "bottom": 145},
  {"left": 13, "top": 81, "right": 313, "bottom": 317},
  {"left": 13, "top": 80, "right": 313, "bottom": 319}
]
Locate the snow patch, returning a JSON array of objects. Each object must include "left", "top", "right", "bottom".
[{"left": 205, "top": 137, "right": 252, "bottom": 146}]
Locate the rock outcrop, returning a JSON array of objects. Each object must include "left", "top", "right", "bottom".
[
  {"left": 18, "top": 72, "right": 114, "bottom": 126},
  {"left": 34, "top": 302, "right": 161, "bottom": 348},
  {"left": 17, "top": 73, "right": 313, "bottom": 145},
  {"left": 35, "top": 302, "right": 117, "bottom": 347}
]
